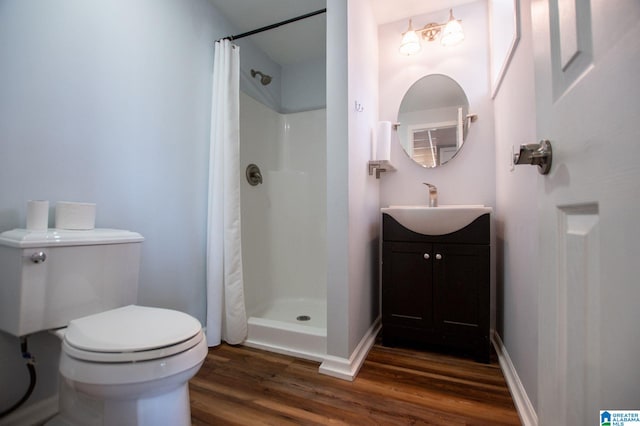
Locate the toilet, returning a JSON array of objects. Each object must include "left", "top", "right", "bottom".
[{"left": 0, "top": 228, "right": 207, "bottom": 426}]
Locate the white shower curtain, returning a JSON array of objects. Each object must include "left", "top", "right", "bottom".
[{"left": 206, "top": 39, "right": 247, "bottom": 346}]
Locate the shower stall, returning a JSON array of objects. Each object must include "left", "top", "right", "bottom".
[
  {"left": 239, "top": 92, "right": 327, "bottom": 361},
  {"left": 213, "top": 3, "right": 328, "bottom": 361}
]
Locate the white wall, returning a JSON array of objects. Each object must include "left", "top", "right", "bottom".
[
  {"left": 376, "top": 0, "right": 539, "bottom": 411},
  {"left": 325, "top": 0, "right": 380, "bottom": 363},
  {"left": 492, "top": 0, "right": 538, "bottom": 410},
  {"left": 372, "top": 0, "right": 539, "bottom": 411},
  {"left": 378, "top": 1, "right": 495, "bottom": 209},
  {"left": 325, "top": 0, "right": 495, "bottom": 369},
  {"left": 240, "top": 93, "right": 326, "bottom": 314},
  {"left": 274, "top": 108, "right": 327, "bottom": 301},
  {"left": 346, "top": 0, "right": 381, "bottom": 356},
  {"left": 239, "top": 94, "right": 281, "bottom": 313}
]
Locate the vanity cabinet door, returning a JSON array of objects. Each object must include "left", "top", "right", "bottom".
[
  {"left": 382, "top": 242, "right": 433, "bottom": 329},
  {"left": 433, "top": 244, "right": 488, "bottom": 329},
  {"left": 433, "top": 243, "right": 490, "bottom": 361}
]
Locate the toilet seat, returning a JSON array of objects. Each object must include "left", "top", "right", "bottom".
[{"left": 63, "top": 305, "right": 204, "bottom": 363}]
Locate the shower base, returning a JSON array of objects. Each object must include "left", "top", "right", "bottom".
[{"left": 244, "top": 298, "right": 326, "bottom": 362}]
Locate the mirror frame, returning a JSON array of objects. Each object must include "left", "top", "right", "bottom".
[{"left": 396, "top": 74, "right": 470, "bottom": 168}]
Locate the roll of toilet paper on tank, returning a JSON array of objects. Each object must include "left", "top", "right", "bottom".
[
  {"left": 26, "top": 200, "right": 49, "bottom": 231},
  {"left": 55, "top": 201, "right": 96, "bottom": 230},
  {"left": 376, "top": 121, "right": 392, "bottom": 161}
]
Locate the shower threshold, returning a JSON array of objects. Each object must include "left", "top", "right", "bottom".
[{"left": 244, "top": 298, "right": 326, "bottom": 362}]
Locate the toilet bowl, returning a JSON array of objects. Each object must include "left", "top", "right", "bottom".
[
  {"left": 54, "top": 305, "right": 207, "bottom": 426},
  {"left": 0, "top": 228, "right": 208, "bottom": 426}
]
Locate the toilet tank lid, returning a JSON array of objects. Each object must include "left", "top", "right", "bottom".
[{"left": 0, "top": 228, "right": 144, "bottom": 248}]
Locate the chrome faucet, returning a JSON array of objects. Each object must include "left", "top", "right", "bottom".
[{"left": 423, "top": 183, "right": 438, "bottom": 207}]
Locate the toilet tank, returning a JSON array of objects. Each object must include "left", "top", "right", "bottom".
[{"left": 0, "top": 228, "right": 144, "bottom": 337}]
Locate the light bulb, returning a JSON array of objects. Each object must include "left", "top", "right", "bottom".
[
  {"left": 399, "top": 19, "right": 421, "bottom": 55},
  {"left": 441, "top": 9, "right": 464, "bottom": 47}
]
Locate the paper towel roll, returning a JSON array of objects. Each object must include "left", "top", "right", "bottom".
[
  {"left": 26, "top": 200, "right": 49, "bottom": 231},
  {"left": 376, "top": 121, "right": 392, "bottom": 161}
]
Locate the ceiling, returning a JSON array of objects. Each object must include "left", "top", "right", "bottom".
[
  {"left": 370, "top": 0, "right": 478, "bottom": 25},
  {"left": 209, "top": 0, "right": 327, "bottom": 66},
  {"left": 209, "top": 0, "right": 478, "bottom": 66}
]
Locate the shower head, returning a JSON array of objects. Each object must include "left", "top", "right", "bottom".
[{"left": 251, "top": 69, "right": 272, "bottom": 86}]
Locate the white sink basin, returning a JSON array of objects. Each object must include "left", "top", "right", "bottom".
[{"left": 381, "top": 205, "right": 492, "bottom": 235}]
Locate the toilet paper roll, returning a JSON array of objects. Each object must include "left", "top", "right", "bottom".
[
  {"left": 55, "top": 201, "right": 96, "bottom": 230},
  {"left": 26, "top": 200, "right": 49, "bottom": 231},
  {"left": 376, "top": 121, "right": 392, "bottom": 161}
]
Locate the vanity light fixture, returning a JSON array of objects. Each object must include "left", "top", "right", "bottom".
[{"left": 399, "top": 9, "right": 464, "bottom": 55}]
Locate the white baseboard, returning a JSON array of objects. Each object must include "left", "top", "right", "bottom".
[
  {"left": 492, "top": 332, "right": 538, "bottom": 426},
  {"left": 0, "top": 395, "right": 58, "bottom": 426},
  {"left": 319, "top": 318, "right": 381, "bottom": 381}
]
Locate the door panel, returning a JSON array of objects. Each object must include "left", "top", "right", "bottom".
[{"left": 534, "top": 0, "right": 640, "bottom": 423}]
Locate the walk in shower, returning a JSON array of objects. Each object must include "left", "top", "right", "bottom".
[
  {"left": 240, "top": 93, "right": 327, "bottom": 361},
  {"left": 214, "top": 2, "right": 328, "bottom": 361}
]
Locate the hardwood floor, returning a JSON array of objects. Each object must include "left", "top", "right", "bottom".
[{"left": 190, "top": 343, "right": 521, "bottom": 425}]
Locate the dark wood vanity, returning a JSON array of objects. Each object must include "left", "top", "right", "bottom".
[{"left": 381, "top": 212, "right": 491, "bottom": 362}]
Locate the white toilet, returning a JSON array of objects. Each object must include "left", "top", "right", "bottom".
[{"left": 0, "top": 228, "right": 208, "bottom": 426}]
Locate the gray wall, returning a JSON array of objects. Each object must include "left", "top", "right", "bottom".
[
  {"left": 281, "top": 57, "right": 326, "bottom": 113},
  {"left": 325, "top": 0, "right": 350, "bottom": 358},
  {"left": 0, "top": 0, "right": 289, "bottom": 416},
  {"left": 0, "top": 0, "right": 229, "bottom": 323}
]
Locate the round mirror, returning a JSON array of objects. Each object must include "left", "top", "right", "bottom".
[{"left": 397, "top": 74, "right": 470, "bottom": 168}]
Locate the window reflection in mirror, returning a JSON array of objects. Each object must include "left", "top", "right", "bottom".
[{"left": 397, "top": 74, "right": 470, "bottom": 168}]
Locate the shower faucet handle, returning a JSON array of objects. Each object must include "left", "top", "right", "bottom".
[{"left": 246, "top": 164, "right": 263, "bottom": 186}]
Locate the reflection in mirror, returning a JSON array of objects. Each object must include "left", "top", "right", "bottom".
[{"left": 397, "top": 74, "right": 470, "bottom": 168}]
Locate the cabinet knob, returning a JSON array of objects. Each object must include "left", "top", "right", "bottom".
[
  {"left": 423, "top": 253, "right": 430, "bottom": 260},
  {"left": 435, "top": 253, "right": 443, "bottom": 260}
]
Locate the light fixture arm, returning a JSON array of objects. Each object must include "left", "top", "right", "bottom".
[
  {"left": 416, "top": 9, "right": 461, "bottom": 41},
  {"left": 418, "top": 22, "right": 446, "bottom": 42}
]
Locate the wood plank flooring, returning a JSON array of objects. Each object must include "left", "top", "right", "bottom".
[{"left": 190, "top": 343, "right": 521, "bottom": 425}]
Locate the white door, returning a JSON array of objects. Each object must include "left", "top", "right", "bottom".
[{"left": 533, "top": 0, "right": 640, "bottom": 424}]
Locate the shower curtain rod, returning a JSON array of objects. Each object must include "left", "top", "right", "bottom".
[{"left": 221, "top": 8, "right": 326, "bottom": 41}]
